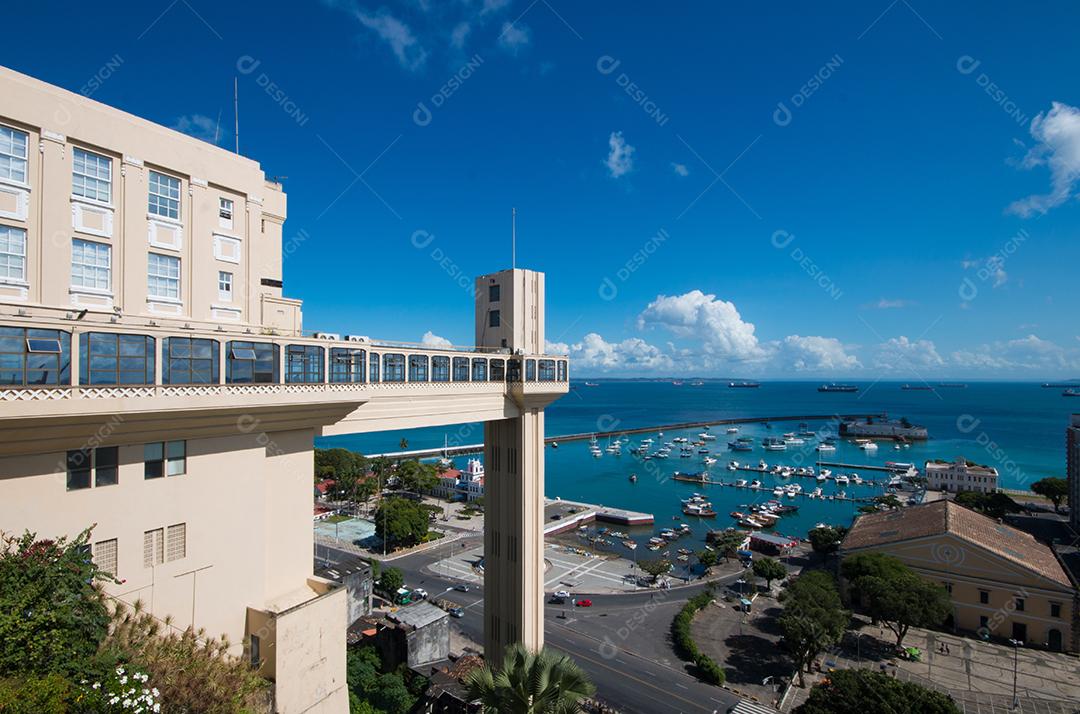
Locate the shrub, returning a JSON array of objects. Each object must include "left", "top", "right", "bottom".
[
  {"left": 670, "top": 589, "right": 725, "bottom": 685},
  {"left": 0, "top": 674, "right": 77, "bottom": 714}
]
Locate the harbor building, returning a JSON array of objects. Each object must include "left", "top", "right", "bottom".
[
  {"left": 1068, "top": 415, "right": 1080, "bottom": 532},
  {"left": 924, "top": 456, "right": 999, "bottom": 494},
  {"left": 841, "top": 500, "right": 1079, "bottom": 653},
  {"left": 839, "top": 416, "right": 928, "bottom": 440},
  {"left": 0, "top": 66, "right": 567, "bottom": 710}
]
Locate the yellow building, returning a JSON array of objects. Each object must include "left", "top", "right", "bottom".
[
  {"left": 0, "top": 64, "right": 567, "bottom": 710},
  {"left": 841, "top": 500, "right": 1079, "bottom": 653}
]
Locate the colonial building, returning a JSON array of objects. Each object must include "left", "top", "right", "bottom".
[
  {"left": 841, "top": 500, "right": 1079, "bottom": 652},
  {"left": 924, "top": 456, "right": 999, "bottom": 493},
  {"left": 0, "top": 65, "right": 567, "bottom": 710},
  {"left": 433, "top": 458, "right": 485, "bottom": 502}
]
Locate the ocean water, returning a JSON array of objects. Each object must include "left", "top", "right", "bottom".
[{"left": 318, "top": 380, "right": 1076, "bottom": 550}]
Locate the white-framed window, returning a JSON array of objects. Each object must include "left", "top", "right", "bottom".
[
  {"left": 147, "top": 252, "right": 180, "bottom": 300},
  {"left": 0, "top": 225, "right": 26, "bottom": 282},
  {"left": 72, "top": 148, "right": 112, "bottom": 203},
  {"left": 219, "top": 197, "right": 233, "bottom": 229},
  {"left": 218, "top": 271, "right": 233, "bottom": 302},
  {"left": 148, "top": 170, "right": 180, "bottom": 220},
  {"left": 0, "top": 125, "right": 29, "bottom": 184},
  {"left": 71, "top": 238, "right": 111, "bottom": 291}
]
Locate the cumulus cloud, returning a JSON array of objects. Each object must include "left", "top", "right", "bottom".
[
  {"left": 421, "top": 331, "right": 453, "bottom": 348},
  {"left": 671, "top": 162, "right": 689, "bottom": 177},
  {"left": 569, "top": 333, "right": 673, "bottom": 372},
  {"left": 772, "top": 335, "right": 861, "bottom": 372},
  {"left": 873, "top": 336, "right": 944, "bottom": 371},
  {"left": 450, "top": 21, "right": 471, "bottom": 49},
  {"left": 962, "top": 256, "right": 1008, "bottom": 288},
  {"left": 637, "top": 290, "right": 765, "bottom": 362},
  {"left": 1008, "top": 102, "right": 1080, "bottom": 217},
  {"left": 545, "top": 340, "right": 570, "bottom": 354},
  {"left": 605, "top": 131, "right": 635, "bottom": 178},
  {"left": 171, "top": 114, "right": 220, "bottom": 144},
  {"left": 497, "top": 21, "right": 530, "bottom": 54}
]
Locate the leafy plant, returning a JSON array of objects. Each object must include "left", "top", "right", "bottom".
[
  {"left": 779, "top": 571, "right": 849, "bottom": 687},
  {"left": 795, "top": 669, "right": 959, "bottom": 714},
  {"left": 466, "top": 643, "right": 595, "bottom": 713}
]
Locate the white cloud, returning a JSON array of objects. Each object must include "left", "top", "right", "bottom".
[
  {"left": 637, "top": 290, "right": 765, "bottom": 362},
  {"left": 171, "top": 114, "right": 221, "bottom": 144},
  {"left": 450, "top": 21, "right": 471, "bottom": 49},
  {"left": 545, "top": 340, "right": 570, "bottom": 354},
  {"left": 773, "top": 335, "right": 861, "bottom": 372},
  {"left": 951, "top": 334, "right": 1074, "bottom": 371},
  {"left": 569, "top": 333, "right": 673, "bottom": 372},
  {"left": 870, "top": 298, "right": 912, "bottom": 309},
  {"left": 421, "top": 331, "right": 453, "bottom": 348},
  {"left": 873, "top": 336, "right": 944, "bottom": 371},
  {"left": 497, "top": 21, "right": 530, "bottom": 54},
  {"left": 1008, "top": 102, "right": 1080, "bottom": 216},
  {"left": 962, "top": 256, "right": 1008, "bottom": 288},
  {"left": 671, "top": 162, "right": 689, "bottom": 177},
  {"left": 351, "top": 7, "right": 428, "bottom": 71},
  {"left": 605, "top": 131, "right": 635, "bottom": 178},
  {"left": 481, "top": 0, "right": 511, "bottom": 14}
]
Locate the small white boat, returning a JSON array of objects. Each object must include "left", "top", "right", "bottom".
[
  {"left": 835, "top": 474, "right": 850, "bottom": 485},
  {"left": 735, "top": 478, "right": 748, "bottom": 487},
  {"left": 861, "top": 441, "right": 878, "bottom": 451},
  {"left": 700, "top": 432, "right": 718, "bottom": 441},
  {"left": 817, "top": 441, "right": 836, "bottom": 452},
  {"left": 703, "top": 456, "right": 717, "bottom": 466},
  {"left": 726, "top": 427, "right": 739, "bottom": 434},
  {"left": 750, "top": 480, "right": 763, "bottom": 489},
  {"left": 727, "top": 461, "right": 739, "bottom": 471},
  {"left": 811, "top": 487, "right": 823, "bottom": 498},
  {"left": 772, "top": 487, "right": 785, "bottom": 497}
]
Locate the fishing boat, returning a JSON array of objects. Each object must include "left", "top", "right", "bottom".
[
  {"left": 699, "top": 432, "right": 717, "bottom": 441},
  {"left": 623, "top": 540, "right": 638, "bottom": 550},
  {"left": 739, "top": 516, "right": 765, "bottom": 529},
  {"left": 729, "top": 440, "right": 753, "bottom": 452},
  {"left": 762, "top": 437, "right": 787, "bottom": 451},
  {"left": 816, "top": 440, "right": 836, "bottom": 452}
]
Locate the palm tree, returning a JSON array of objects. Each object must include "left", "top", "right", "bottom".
[{"left": 466, "top": 643, "right": 596, "bottom": 713}]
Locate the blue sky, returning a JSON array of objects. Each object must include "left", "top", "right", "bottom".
[{"left": 6, "top": 1, "right": 1080, "bottom": 378}]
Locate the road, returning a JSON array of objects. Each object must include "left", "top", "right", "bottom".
[{"left": 323, "top": 538, "right": 744, "bottom": 714}]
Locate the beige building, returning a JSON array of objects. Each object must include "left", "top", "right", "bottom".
[
  {"left": 841, "top": 500, "right": 1079, "bottom": 653},
  {"left": 924, "top": 456, "right": 999, "bottom": 493},
  {"left": 0, "top": 65, "right": 567, "bottom": 710}
]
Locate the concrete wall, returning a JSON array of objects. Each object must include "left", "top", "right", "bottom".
[{"left": 407, "top": 616, "right": 450, "bottom": 668}]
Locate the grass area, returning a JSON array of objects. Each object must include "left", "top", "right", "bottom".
[
  {"left": 421, "top": 531, "right": 445, "bottom": 543},
  {"left": 324, "top": 514, "right": 352, "bottom": 524}
]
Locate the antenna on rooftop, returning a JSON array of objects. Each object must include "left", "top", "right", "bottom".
[
  {"left": 512, "top": 207, "right": 516, "bottom": 270},
  {"left": 233, "top": 77, "right": 240, "bottom": 154}
]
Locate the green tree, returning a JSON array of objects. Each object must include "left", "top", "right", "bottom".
[
  {"left": 315, "top": 447, "right": 368, "bottom": 482},
  {"left": 709, "top": 530, "right": 746, "bottom": 560},
  {"left": 0, "top": 674, "right": 78, "bottom": 713},
  {"left": 842, "top": 554, "right": 951, "bottom": 649},
  {"left": 466, "top": 643, "right": 595, "bottom": 714},
  {"left": 808, "top": 526, "right": 846, "bottom": 556},
  {"left": 795, "top": 668, "right": 960, "bottom": 714},
  {"left": 0, "top": 529, "right": 111, "bottom": 679},
  {"left": 639, "top": 559, "right": 672, "bottom": 582},
  {"left": 346, "top": 646, "right": 417, "bottom": 714},
  {"left": 1031, "top": 477, "right": 1068, "bottom": 513},
  {"left": 377, "top": 566, "right": 404, "bottom": 596},
  {"left": 395, "top": 459, "right": 439, "bottom": 494},
  {"left": 752, "top": 556, "right": 786, "bottom": 591},
  {"left": 953, "top": 490, "right": 1019, "bottom": 519},
  {"left": 374, "top": 498, "right": 430, "bottom": 549},
  {"left": 873, "top": 494, "right": 902, "bottom": 510},
  {"left": 697, "top": 549, "right": 719, "bottom": 573},
  {"left": 840, "top": 552, "right": 908, "bottom": 608},
  {"left": 779, "top": 571, "right": 849, "bottom": 687}
]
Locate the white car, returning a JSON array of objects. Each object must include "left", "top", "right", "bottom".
[
  {"left": 554, "top": 590, "right": 571, "bottom": 600},
  {"left": 411, "top": 588, "right": 428, "bottom": 600}
]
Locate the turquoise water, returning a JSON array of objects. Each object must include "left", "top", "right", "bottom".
[{"left": 318, "top": 380, "right": 1076, "bottom": 550}]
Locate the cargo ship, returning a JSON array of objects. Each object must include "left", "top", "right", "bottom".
[
  {"left": 818, "top": 383, "right": 858, "bottom": 393},
  {"left": 901, "top": 384, "right": 933, "bottom": 391},
  {"left": 728, "top": 381, "right": 761, "bottom": 388}
]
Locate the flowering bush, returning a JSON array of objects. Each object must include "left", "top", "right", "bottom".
[{"left": 80, "top": 666, "right": 161, "bottom": 713}]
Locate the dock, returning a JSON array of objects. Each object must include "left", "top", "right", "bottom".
[
  {"left": 816, "top": 461, "right": 914, "bottom": 473},
  {"left": 364, "top": 412, "right": 888, "bottom": 460},
  {"left": 543, "top": 498, "right": 654, "bottom": 536}
]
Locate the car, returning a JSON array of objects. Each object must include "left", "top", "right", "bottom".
[
  {"left": 411, "top": 588, "right": 428, "bottom": 600},
  {"left": 454, "top": 584, "right": 470, "bottom": 592},
  {"left": 448, "top": 607, "right": 464, "bottom": 618},
  {"left": 550, "top": 595, "right": 565, "bottom": 604},
  {"left": 554, "top": 590, "right": 571, "bottom": 599},
  {"left": 576, "top": 599, "right": 593, "bottom": 607}
]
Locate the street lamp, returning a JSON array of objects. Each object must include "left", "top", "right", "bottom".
[{"left": 1009, "top": 638, "right": 1023, "bottom": 709}]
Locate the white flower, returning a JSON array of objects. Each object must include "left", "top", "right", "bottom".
[
  {"left": 92, "top": 682, "right": 101, "bottom": 689},
  {"left": 153, "top": 704, "right": 161, "bottom": 713},
  {"left": 151, "top": 687, "right": 159, "bottom": 697},
  {"left": 109, "top": 696, "right": 120, "bottom": 704}
]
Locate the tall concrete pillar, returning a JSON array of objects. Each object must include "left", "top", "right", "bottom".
[
  {"left": 475, "top": 268, "right": 548, "bottom": 664},
  {"left": 483, "top": 411, "right": 545, "bottom": 662}
]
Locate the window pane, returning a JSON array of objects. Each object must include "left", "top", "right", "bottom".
[
  {"left": 71, "top": 239, "right": 111, "bottom": 291},
  {"left": 147, "top": 253, "right": 180, "bottom": 300},
  {"left": 0, "top": 226, "right": 26, "bottom": 282},
  {"left": 72, "top": 148, "right": 112, "bottom": 203},
  {"left": 148, "top": 171, "right": 180, "bottom": 219}
]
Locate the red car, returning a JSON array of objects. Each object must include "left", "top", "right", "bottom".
[{"left": 576, "top": 599, "right": 593, "bottom": 607}]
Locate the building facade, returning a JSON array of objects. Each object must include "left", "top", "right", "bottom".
[
  {"left": 924, "top": 456, "right": 999, "bottom": 493},
  {"left": 841, "top": 501, "right": 1079, "bottom": 653},
  {"left": 0, "top": 66, "right": 567, "bottom": 710}
]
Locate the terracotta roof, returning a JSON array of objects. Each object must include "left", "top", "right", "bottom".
[{"left": 842, "top": 500, "right": 1072, "bottom": 587}]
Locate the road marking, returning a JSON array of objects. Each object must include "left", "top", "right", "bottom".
[{"left": 675, "top": 682, "right": 688, "bottom": 690}]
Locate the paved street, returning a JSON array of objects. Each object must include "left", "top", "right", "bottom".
[{"left": 323, "top": 538, "right": 744, "bottom": 714}]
